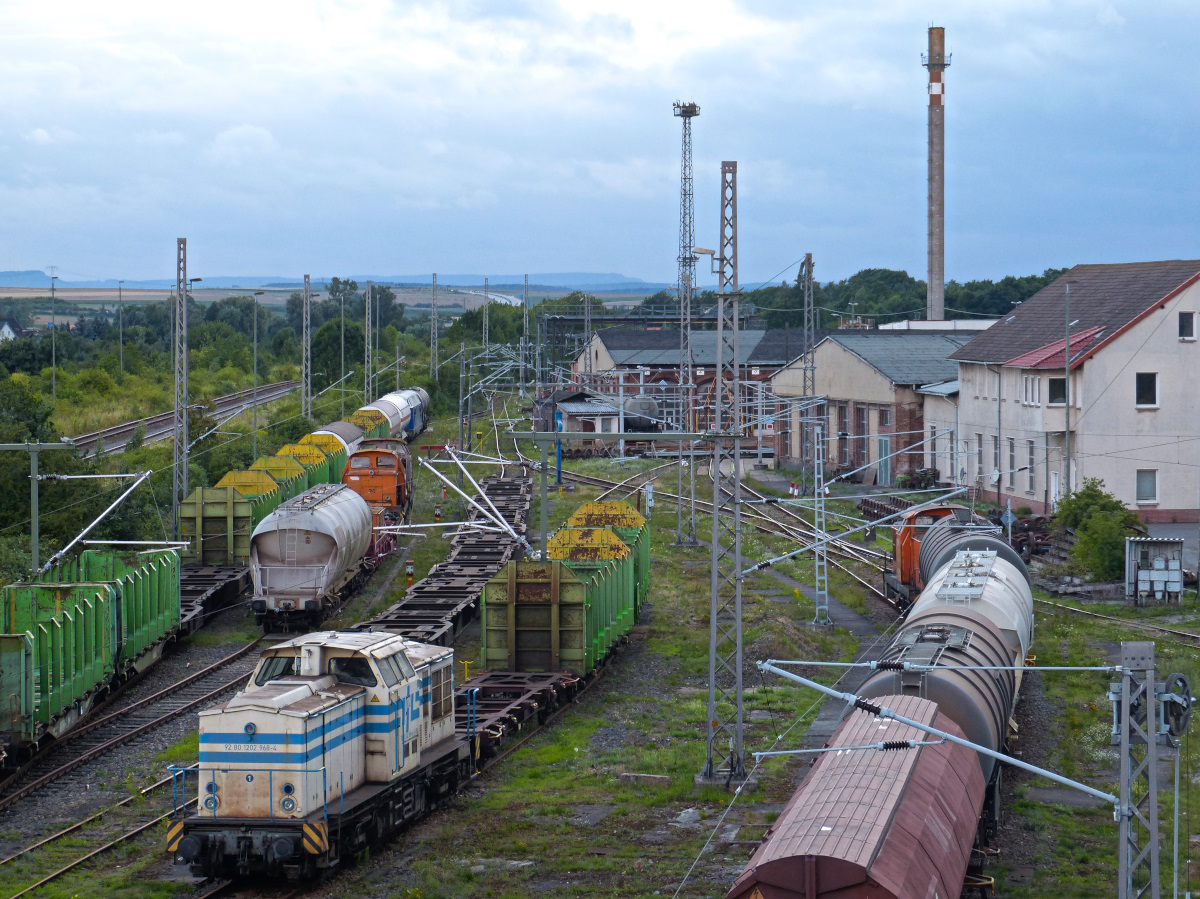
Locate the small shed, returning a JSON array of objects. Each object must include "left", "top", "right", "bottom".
[
  {"left": 533, "top": 389, "right": 619, "bottom": 437},
  {"left": 1125, "top": 537, "right": 1184, "bottom": 604}
]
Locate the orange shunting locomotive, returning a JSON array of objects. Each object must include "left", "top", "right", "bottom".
[{"left": 340, "top": 437, "right": 415, "bottom": 522}]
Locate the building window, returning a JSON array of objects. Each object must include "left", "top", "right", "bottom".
[
  {"left": 1047, "top": 377, "right": 1066, "bottom": 405},
  {"left": 992, "top": 435, "right": 1000, "bottom": 476},
  {"left": 929, "top": 426, "right": 937, "bottom": 470},
  {"left": 1135, "top": 372, "right": 1158, "bottom": 407},
  {"left": 1136, "top": 469, "right": 1158, "bottom": 503},
  {"left": 1007, "top": 438, "right": 1016, "bottom": 488},
  {"left": 1180, "top": 312, "right": 1195, "bottom": 339},
  {"left": 1023, "top": 375, "right": 1041, "bottom": 405},
  {"left": 1027, "top": 440, "right": 1036, "bottom": 493},
  {"left": 878, "top": 408, "right": 891, "bottom": 427},
  {"left": 975, "top": 433, "right": 983, "bottom": 478},
  {"left": 950, "top": 429, "right": 957, "bottom": 482}
]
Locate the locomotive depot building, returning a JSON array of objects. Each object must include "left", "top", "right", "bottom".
[
  {"left": 942, "top": 259, "right": 1200, "bottom": 519},
  {"left": 771, "top": 329, "right": 973, "bottom": 484}
]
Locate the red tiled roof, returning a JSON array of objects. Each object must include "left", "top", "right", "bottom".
[{"left": 1003, "top": 325, "right": 1105, "bottom": 370}]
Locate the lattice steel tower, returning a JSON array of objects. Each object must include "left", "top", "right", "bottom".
[
  {"left": 799, "top": 254, "right": 816, "bottom": 481},
  {"left": 172, "top": 238, "right": 189, "bottom": 535},
  {"left": 673, "top": 100, "right": 699, "bottom": 545},
  {"left": 302, "top": 274, "right": 312, "bottom": 420},
  {"left": 364, "top": 281, "right": 374, "bottom": 404},
  {"left": 700, "top": 161, "right": 748, "bottom": 783},
  {"left": 430, "top": 273, "right": 439, "bottom": 377}
]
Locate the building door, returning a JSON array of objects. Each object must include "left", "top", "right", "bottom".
[
  {"left": 1050, "top": 470, "right": 1060, "bottom": 512},
  {"left": 877, "top": 436, "right": 891, "bottom": 485}
]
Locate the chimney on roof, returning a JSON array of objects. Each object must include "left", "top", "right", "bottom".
[{"left": 924, "top": 26, "right": 950, "bottom": 321}]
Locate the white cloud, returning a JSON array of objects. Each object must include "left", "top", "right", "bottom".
[
  {"left": 24, "top": 128, "right": 52, "bottom": 144},
  {"left": 204, "top": 125, "right": 280, "bottom": 166}
]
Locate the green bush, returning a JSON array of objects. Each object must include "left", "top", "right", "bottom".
[{"left": 1055, "top": 478, "right": 1140, "bottom": 580}]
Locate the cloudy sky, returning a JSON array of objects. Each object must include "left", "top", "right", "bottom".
[{"left": 0, "top": 1, "right": 1195, "bottom": 285}]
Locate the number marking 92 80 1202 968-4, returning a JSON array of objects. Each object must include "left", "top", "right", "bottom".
[{"left": 223, "top": 743, "right": 280, "bottom": 752}]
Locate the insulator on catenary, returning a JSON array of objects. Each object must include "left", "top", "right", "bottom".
[
  {"left": 879, "top": 740, "right": 912, "bottom": 751},
  {"left": 855, "top": 697, "right": 883, "bottom": 716},
  {"left": 875, "top": 660, "right": 905, "bottom": 671}
]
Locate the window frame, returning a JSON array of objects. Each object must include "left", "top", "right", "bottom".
[
  {"left": 1007, "top": 438, "right": 1016, "bottom": 488},
  {"left": 878, "top": 408, "right": 891, "bottom": 427},
  {"left": 1180, "top": 311, "right": 1195, "bottom": 340},
  {"left": 1026, "top": 440, "right": 1036, "bottom": 493},
  {"left": 975, "top": 433, "right": 984, "bottom": 478},
  {"left": 1047, "top": 377, "right": 1066, "bottom": 405},
  {"left": 1136, "top": 469, "right": 1158, "bottom": 504},
  {"left": 1135, "top": 372, "right": 1159, "bottom": 408}
]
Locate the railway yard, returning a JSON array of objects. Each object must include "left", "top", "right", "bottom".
[{"left": 0, "top": 400, "right": 1197, "bottom": 899}]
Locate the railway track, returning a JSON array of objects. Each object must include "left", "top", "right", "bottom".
[
  {"left": 1035, "top": 597, "right": 1200, "bottom": 648},
  {"left": 0, "top": 639, "right": 263, "bottom": 816},
  {"left": 71, "top": 380, "right": 301, "bottom": 455}
]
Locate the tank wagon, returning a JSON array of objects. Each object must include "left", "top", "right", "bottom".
[
  {"left": 0, "top": 548, "right": 181, "bottom": 764},
  {"left": 883, "top": 504, "right": 1025, "bottom": 608},
  {"left": 250, "top": 484, "right": 392, "bottom": 632},
  {"left": 727, "top": 539, "right": 1035, "bottom": 899},
  {"left": 178, "top": 387, "right": 430, "bottom": 571}
]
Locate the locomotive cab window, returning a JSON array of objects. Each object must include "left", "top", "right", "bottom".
[
  {"left": 351, "top": 456, "right": 371, "bottom": 469},
  {"left": 375, "top": 456, "right": 396, "bottom": 468},
  {"left": 376, "top": 651, "right": 415, "bottom": 686},
  {"left": 254, "top": 653, "right": 298, "bottom": 685},
  {"left": 329, "top": 655, "right": 378, "bottom": 687}
]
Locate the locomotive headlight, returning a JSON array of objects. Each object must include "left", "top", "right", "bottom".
[
  {"left": 281, "top": 796, "right": 296, "bottom": 812},
  {"left": 205, "top": 782, "right": 219, "bottom": 794},
  {"left": 203, "top": 795, "right": 219, "bottom": 810}
]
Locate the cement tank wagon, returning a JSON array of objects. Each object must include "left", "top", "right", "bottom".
[{"left": 249, "top": 484, "right": 375, "bottom": 631}]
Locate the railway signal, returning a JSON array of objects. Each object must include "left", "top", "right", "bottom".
[{"left": 405, "top": 559, "right": 415, "bottom": 588}]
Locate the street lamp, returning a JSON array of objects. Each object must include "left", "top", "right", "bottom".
[
  {"left": 253, "top": 291, "right": 265, "bottom": 459},
  {"left": 118, "top": 280, "right": 125, "bottom": 375},
  {"left": 50, "top": 274, "right": 59, "bottom": 403}
]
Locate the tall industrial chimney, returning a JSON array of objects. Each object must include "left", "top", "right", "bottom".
[{"left": 923, "top": 26, "right": 950, "bottom": 321}]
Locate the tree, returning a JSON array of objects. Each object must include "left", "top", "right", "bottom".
[{"left": 1054, "top": 478, "right": 1141, "bottom": 581}]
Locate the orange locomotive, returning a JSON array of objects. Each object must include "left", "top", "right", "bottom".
[{"left": 340, "top": 437, "right": 415, "bottom": 524}]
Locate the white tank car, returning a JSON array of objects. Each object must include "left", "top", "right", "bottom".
[
  {"left": 362, "top": 388, "right": 430, "bottom": 441},
  {"left": 310, "top": 420, "right": 365, "bottom": 457},
  {"left": 180, "top": 631, "right": 465, "bottom": 878},
  {"left": 250, "top": 484, "right": 373, "bottom": 629}
]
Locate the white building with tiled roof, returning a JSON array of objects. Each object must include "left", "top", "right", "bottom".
[{"left": 946, "top": 260, "right": 1200, "bottom": 518}]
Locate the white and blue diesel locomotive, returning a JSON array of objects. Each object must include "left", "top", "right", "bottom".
[{"left": 168, "top": 631, "right": 469, "bottom": 879}]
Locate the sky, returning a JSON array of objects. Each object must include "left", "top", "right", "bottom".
[{"left": 0, "top": 0, "right": 1196, "bottom": 286}]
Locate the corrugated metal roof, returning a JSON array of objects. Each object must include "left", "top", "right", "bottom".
[
  {"left": 951, "top": 260, "right": 1200, "bottom": 364},
  {"left": 594, "top": 327, "right": 804, "bottom": 367},
  {"left": 556, "top": 400, "right": 619, "bottom": 414},
  {"left": 916, "top": 378, "right": 959, "bottom": 397},
  {"left": 820, "top": 331, "right": 974, "bottom": 386}
]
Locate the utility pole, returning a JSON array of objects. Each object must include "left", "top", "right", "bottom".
[
  {"left": 364, "top": 281, "right": 374, "bottom": 404},
  {"left": 673, "top": 100, "right": 699, "bottom": 546},
  {"left": 118, "top": 279, "right": 125, "bottom": 376},
  {"left": 48, "top": 268, "right": 58, "bottom": 404},
  {"left": 339, "top": 285, "right": 346, "bottom": 418},
  {"left": 1, "top": 441, "right": 73, "bottom": 574},
  {"left": 812, "top": 423, "right": 831, "bottom": 624},
  {"left": 172, "top": 239, "right": 189, "bottom": 535},
  {"left": 1064, "top": 281, "right": 1072, "bottom": 498},
  {"left": 581, "top": 291, "right": 592, "bottom": 390},
  {"left": 430, "top": 273, "right": 439, "bottom": 377},
  {"left": 923, "top": 26, "right": 950, "bottom": 321},
  {"left": 253, "top": 291, "right": 264, "bottom": 458},
  {"left": 700, "top": 160, "right": 749, "bottom": 786},
  {"left": 302, "top": 275, "right": 312, "bottom": 421},
  {"left": 457, "top": 343, "right": 465, "bottom": 490},
  {"left": 482, "top": 277, "right": 490, "bottom": 355},
  {"left": 520, "top": 273, "right": 529, "bottom": 398}
]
